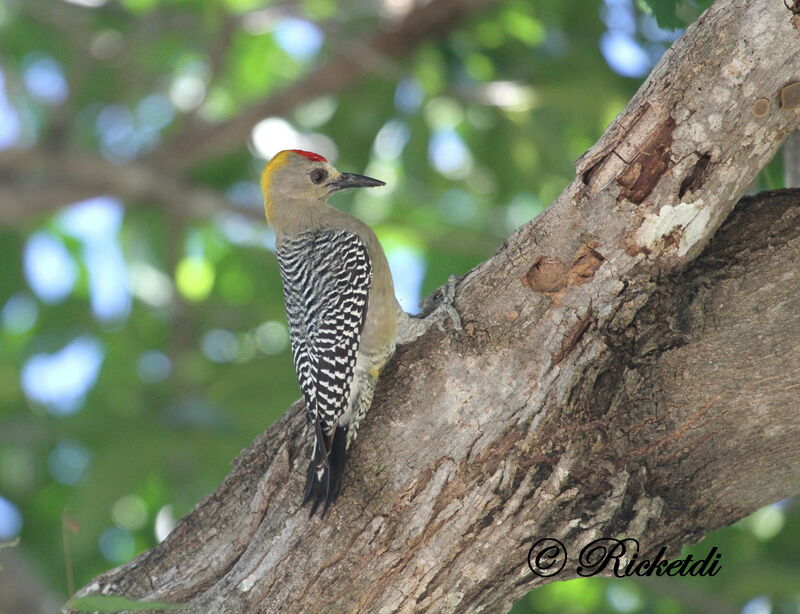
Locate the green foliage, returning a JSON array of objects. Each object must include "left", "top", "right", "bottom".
[
  {"left": 637, "top": 0, "right": 714, "bottom": 30},
  {"left": 0, "top": 0, "right": 794, "bottom": 611}
]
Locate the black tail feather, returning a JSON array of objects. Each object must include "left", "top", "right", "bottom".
[
  {"left": 302, "top": 419, "right": 328, "bottom": 514},
  {"left": 326, "top": 424, "right": 347, "bottom": 509},
  {"left": 303, "top": 423, "right": 349, "bottom": 517}
]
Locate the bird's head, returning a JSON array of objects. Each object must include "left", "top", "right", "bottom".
[{"left": 260, "top": 149, "right": 384, "bottom": 227}]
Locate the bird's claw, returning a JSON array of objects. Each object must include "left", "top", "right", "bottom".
[{"left": 424, "top": 275, "right": 462, "bottom": 333}]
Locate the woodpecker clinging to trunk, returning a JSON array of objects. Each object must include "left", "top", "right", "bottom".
[{"left": 261, "top": 149, "right": 460, "bottom": 516}]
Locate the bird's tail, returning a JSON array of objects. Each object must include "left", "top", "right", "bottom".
[{"left": 303, "top": 421, "right": 348, "bottom": 517}]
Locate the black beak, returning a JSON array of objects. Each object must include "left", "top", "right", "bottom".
[{"left": 327, "top": 172, "right": 385, "bottom": 193}]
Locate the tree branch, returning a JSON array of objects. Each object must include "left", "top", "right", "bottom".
[
  {"left": 1, "top": 0, "right": 501, "bottom": 227},
  {"left": 0, "top": 150, "right": 261, "bottom": 226},
  {"left": 151, "top": 0, "right": 501, "bottom": 170},
  {"left": 75, "top": 0, "right": 800, "bottom": 611}
]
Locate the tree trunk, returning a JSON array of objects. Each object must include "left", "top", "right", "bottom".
[{"left": 75, "top": 0, "right": 800, "bottom": 612}]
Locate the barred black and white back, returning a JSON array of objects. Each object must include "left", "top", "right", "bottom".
[{"left": 277, "top": 228, "right": 372, "bottom": 514}]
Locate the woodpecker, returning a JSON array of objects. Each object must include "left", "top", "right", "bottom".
[
  {"left": 261, "top": 149, "right": 460, "bottom": 516},
  {"left": 260, "top": 149, "right": 396, "bottom": 515}
]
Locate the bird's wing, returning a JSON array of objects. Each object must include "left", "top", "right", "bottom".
[{"left": 277, "top": 229, "right": 372, "bottom": 436}]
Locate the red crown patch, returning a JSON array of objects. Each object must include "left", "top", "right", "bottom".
[{"left": 288, "top": 149, "right": 328, "bottom": 163}]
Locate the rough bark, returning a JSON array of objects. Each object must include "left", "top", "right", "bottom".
[{"left": 75, "top": 0, "right": 800, "bottom": 612}]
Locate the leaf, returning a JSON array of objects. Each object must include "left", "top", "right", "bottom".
[
  {"left": 120, "top": 0, "right": 160, "bottom": 14},
  {"left": 639, "top": 0, "right": 713, "bottom": 29},
  {"left": 638, "top": 0, "right": 683, "bottom": 29},
  {"left": 65, "top": 595, "right": 185, "bottom": 612}
]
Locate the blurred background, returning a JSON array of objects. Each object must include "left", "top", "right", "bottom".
[{"left": 0, "top": 0, "right": 797, "bottom": 612}]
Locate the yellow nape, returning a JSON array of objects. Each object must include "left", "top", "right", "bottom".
[{"left": 260, "top": 151, "right": 293, "bottom": 223}]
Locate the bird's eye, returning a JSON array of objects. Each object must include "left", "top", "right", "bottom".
[{"left": 310, "top": 168, "right": 328, "bottom": 184}]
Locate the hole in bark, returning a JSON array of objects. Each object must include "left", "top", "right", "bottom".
[
  {"left": 751, "top": 98, "right": 770, "bottom": 118},
  {"left": 779, "top": 81, "right": 800, "bottom": 109},
  {"left": 522, "top": 256, "right": 569, "bottom": 293},
  {"left": 678, "top": 153, "right": 712, "bottom": 198},
  {"left": 616, "top": 117, "right": 676, "bottom": 204},
  {"left": 581, "top": 155, "right": 606, "bottom": 187}
]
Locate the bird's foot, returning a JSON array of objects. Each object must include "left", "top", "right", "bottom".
[
  {"left": 397, "top": 275, "right": 462, "bottom": 345},
  {"left": 420, "top": 274, "right": 462, "bottom": 332}
]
